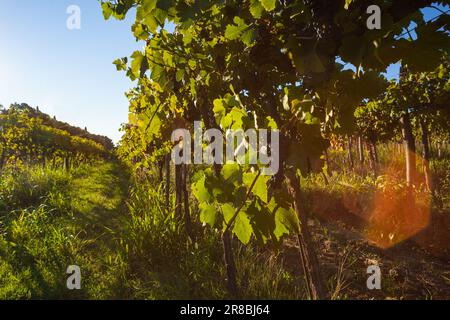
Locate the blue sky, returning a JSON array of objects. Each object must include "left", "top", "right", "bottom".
[
  {"left": 0, "top": 2, "right": 446, "bottom": 143},
  {"left": 0, "top": 0, "right": 142, "bottom": 143}
]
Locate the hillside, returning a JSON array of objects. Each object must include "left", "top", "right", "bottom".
[{"left": 1, "top": 103, "right": 114, "bottom": 150}]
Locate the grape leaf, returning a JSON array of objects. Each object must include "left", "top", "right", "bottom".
[
  {"left": 233, "top": 211, "right": 253, "bottom": 244},
  {"left": 250, "top": 0, "right": 264, "bottom": 18},
  {"left": 193, "top": 175, "right": 212, "bottom": 202},
  {"left": 259, "top": 0, "right": 276, "bottom": 12},
  {"left": 199, "top": 203, "right": 217, "bottom": 227},
  {"left": 221, "top": 163, "right": 242, "bottom": 185},
  {"left": 243, "top": 172, "right": 268, "bottom": 202},
  {"left": 225, "top": 17, "right": 254, "bottom": 45}
]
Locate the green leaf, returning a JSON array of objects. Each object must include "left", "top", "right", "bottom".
[
  {"left": 285, "top": 125, "right": 329, "bottom": 175},
  {"left": 213, "top": 99, "right": 226, "bottom": 123},
  {"left": 163, "top": 51, "right": 174, "bottom": 67},
  {"left": 221, "top": 203, "right": 235, "bottom": 224},
  {"left": 250, "top": 0, "right": 265, "bottom": 18},
  {"left": 176, "top": 68, "right": 184, "bottom": 82},
  {"left": 130, "top": 51, "right": 149, "bottom": 78},
  {"left": 241, "top": 29, "right": 256, "bottom": 46},
  {"left": 143, "top": 15, "right": 159, "bottom": 33},
  {"left": 150, "top": 64, "right": 167, "bottom": 85},
  {"left": 246, "top": 200, "right": 274, "bottom": 244},
  {"left": 259, "top": 0, "right": 276, "bottom": 12},
  {"left": 287, "top": 38, "right": 326, "bottom": 74},
  {"left": 132, "top": 23, "right": 149, "bottom": 40},
  {"left": 193, "top": 175, "right": 212, "bottom": 202},
  {"left": 233, "top": 211, "right": 253, "bottom": 244},
  {"left": 221, "top": 163, "right": 242, "bottom": 185},
  {"left": 221, "top": 107, "right": 245, "bottom": 130},
  {"left": 344, "top": 0, "right": 353, "bottom": 9},
  {"left": 266, "top": 116, "right": 278, "bottom": 129},
  {"left": 101, "top": 2, "right": 113, "bottom": 20},
  {"left": 153, "top": 8, "right": 168, "bottom": 25},
  {"left": 142, "top": 0, "right": 158, "bottom": 13},
  {"left": 188, "top": 59, "right": 197, "bottom": 70},
  {"left": 243, "top": 172, "right": 268, "bottom": 202},
  {"left": 136, "top": 0, "right": 157, "bottom": 22},
  {"left": 225, "top": 17, "right": 254, "bottom": 45},
  {"left": 113, "top": 57, "right": 128, "bottom": 71},
  {"left": 225, "top": 25, "right": 245, "bottom": 41},
  {"left": 199, "top": 203, "right": 217, "bottom": 227},
  {"left": 274, "top": 207, "right": 299, "bottom": 240},
  {"left": 181, "top": 28, "right": 194, "bottom": 45}
]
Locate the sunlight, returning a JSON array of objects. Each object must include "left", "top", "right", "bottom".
[{"left": 365, "top": 152, "right": 431, "bottom": 249}]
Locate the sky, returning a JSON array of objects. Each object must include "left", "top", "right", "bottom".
[
  {"left": 0, "top": 0, "right": 142, "bottom": 143},
  {"left": 0, "top": 2, "right": 447, "bottom": 143}
]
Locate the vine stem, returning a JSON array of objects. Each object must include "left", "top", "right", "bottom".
[{"left": 224, "top": 169, "right": 261, "bottom": 234}]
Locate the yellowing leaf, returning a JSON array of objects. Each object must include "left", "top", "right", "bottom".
[{"left": 259, "top": 0, "right": 276, "bottom": 12}]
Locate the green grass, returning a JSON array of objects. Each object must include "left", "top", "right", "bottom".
[
  {"left": 0, "top": 161, "right": 129, "bottom": 299},
  {"left": 0, "top": 161, "right": 303, "bottom": 299},
  {"left": 2, "top": 149, "right": 446, "bottom": 299}
]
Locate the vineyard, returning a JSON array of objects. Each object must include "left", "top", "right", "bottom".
[
  {"left": 0, "top": 0, "right": 449, "bottom": 300},
  {"left": 0, "top": 104, "right": 112, "bottom": 170}
]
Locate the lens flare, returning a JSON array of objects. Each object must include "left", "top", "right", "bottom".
[{"left": 364, "top": 153, "right": 431, "bottom": 249}]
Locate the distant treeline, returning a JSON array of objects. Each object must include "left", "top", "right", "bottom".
[{"left": 2, "top": 103, "right": 114, "bottom": 150}]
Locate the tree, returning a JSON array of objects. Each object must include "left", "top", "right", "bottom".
[
  {"left": 354, "top": 57, "right": 449, "bottom": 189},
  {"left": 400, "top": 60, "right": 450, "bottom": 190}
]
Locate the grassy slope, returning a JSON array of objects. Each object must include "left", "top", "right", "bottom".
[{"left": 0, "top": 161, "right": 129, "bottom": 299}]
